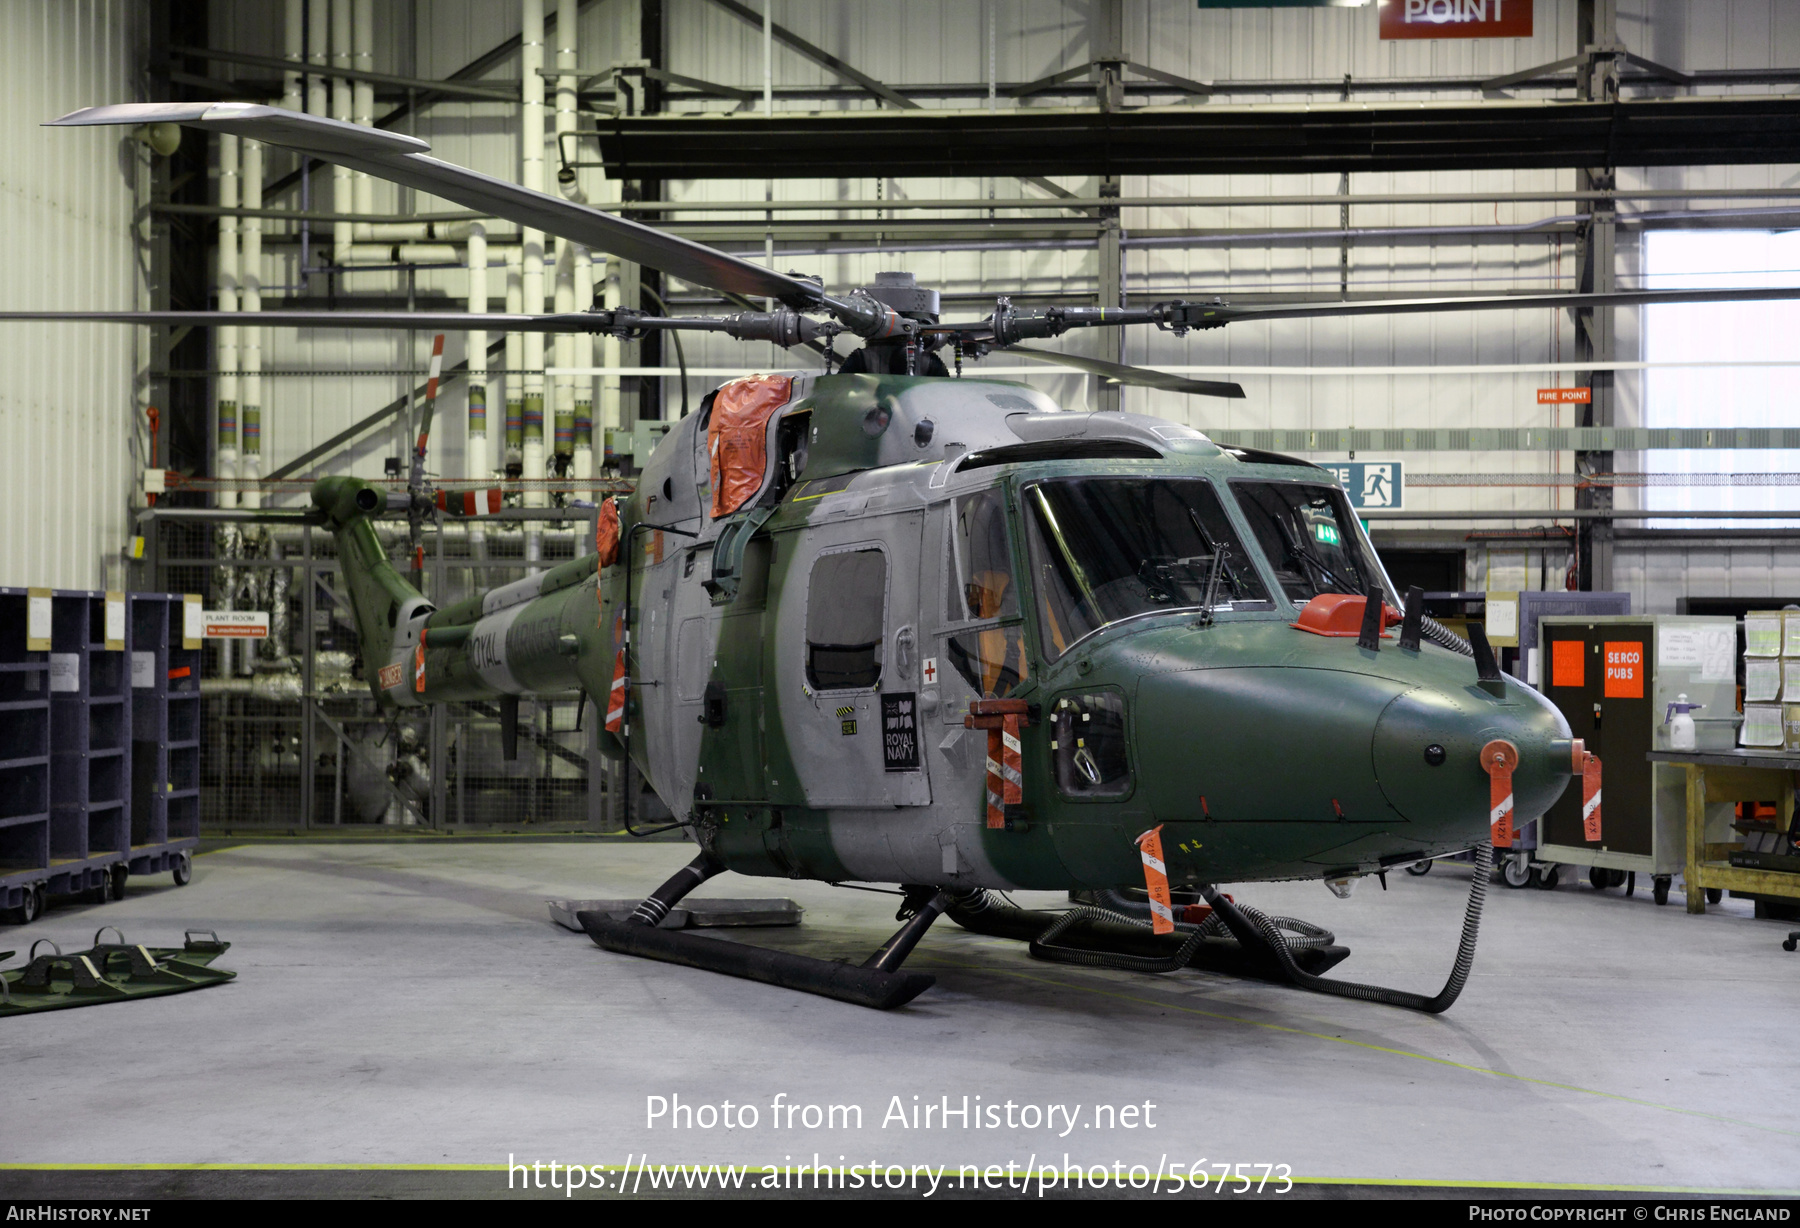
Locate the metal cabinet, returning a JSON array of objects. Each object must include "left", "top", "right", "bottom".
[{"left": 1537, "top": 615, "right": 1738, "bottom": 897}]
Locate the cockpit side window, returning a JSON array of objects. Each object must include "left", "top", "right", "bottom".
[
  {"left": 1230, "top": 481, "right": 1389, "bottom": 606},
  {"left": 946, "top": 489, "right": 1020, "bottom": 624},
  {"left": 942, "top": 488, "right": 1028, "bottom": 699}
]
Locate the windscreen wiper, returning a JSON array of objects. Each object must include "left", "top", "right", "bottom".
[{"left": 1186, "top": 507, "right": 1249, "bottom": 599}]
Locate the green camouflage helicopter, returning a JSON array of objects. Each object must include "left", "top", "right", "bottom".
[{"left": 26, "top": 103, "right": 1793, "bottom": 1013}]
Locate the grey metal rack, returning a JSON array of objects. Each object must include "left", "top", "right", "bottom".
[
  {"left": 47, "top": 590, "right": 130, "bottom": 899},
  {"left": 127, "top": 592, "right": 201, "bottom": 881},
  {"left": 2, "top": 589, "right": 204, "bottom": 924},
  {"left": 0, "top": 588, "right": 52, "bottom": 918}
]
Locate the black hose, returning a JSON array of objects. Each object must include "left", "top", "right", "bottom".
[{"left": 1200, "top": 842, "right": 1492, "bottom": 1015}]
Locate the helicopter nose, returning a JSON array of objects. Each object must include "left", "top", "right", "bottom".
[{"left": 1372, "top": 683, "right": 1574, "bottom": 835}]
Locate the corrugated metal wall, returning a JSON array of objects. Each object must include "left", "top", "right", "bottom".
[
  {"left": 0, "top": 0, "right": 143, "bottom": 591},
  {"left": 62, "top": 0, "right": 1800, "bottom": 609}
]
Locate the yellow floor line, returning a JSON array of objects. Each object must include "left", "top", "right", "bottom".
[{"left": 1, "top": 1163, "right": 1794, "bottom": 1195}]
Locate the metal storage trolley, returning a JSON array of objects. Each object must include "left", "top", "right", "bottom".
[
  {"left": 126, "top": 592, "right": 202, "bottom": 887},
  {"left": 0, "top": 589, "right": 201, "bottom": 925},
  {"left": 1536, "top": 614, "right": 1739, "bottom": 904}
]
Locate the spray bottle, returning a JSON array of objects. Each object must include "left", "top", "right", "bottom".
[{"left": 1665, "top": 693, "right": 1704, "bottom": 751}]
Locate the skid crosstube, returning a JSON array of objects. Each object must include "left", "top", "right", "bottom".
[{"left": 578, "top": 911, "right": 934, "bottom": 1011}]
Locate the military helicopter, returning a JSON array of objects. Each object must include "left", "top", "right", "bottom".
[{"left": 22, "top": 102, "right": 1800, "bottom": 1013}]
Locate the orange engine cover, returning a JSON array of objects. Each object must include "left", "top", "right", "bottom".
[{"left": 708, "top": 374, "right": 794, "bottom": 519}]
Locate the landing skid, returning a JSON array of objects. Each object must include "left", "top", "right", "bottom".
[{"left": 579, "top": 855, "right": 948, "bottom": 1010}]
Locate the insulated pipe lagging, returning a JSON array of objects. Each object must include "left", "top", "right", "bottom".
[
  {"left": 520, "top": 0, "right": 548, "bottom": 510},
  {"left": 240, "top": 138, "right": 264, "bottom": 509},
  {"left": 350, "top": 0, "right": 374, "bottom": 228},
  {"left": 282, "top": 0, "right": 304, "bottom": 112},
  {"left": 329, "top": 0, "right": 353, "bottom": 259},
  {"left": 467, "top": 223, "right": 490, "bottom": 485},
  {"left": 216, "top": 132, "right": 240, "bottom": 506}
]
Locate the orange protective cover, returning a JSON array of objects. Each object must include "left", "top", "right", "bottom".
[
  {"left": 594, "top": 497, "right": 620, "bottom": 568},
  {"left": 709, "top": 374, "right": 793, "bottom": 519}
]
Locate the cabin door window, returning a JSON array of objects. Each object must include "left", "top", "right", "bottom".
[{"left": 805, "top": 547, "right": 887, "bottom": 690}]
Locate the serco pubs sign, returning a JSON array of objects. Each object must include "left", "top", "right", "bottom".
[{"left": 1380, "top": 0, "right": 1532, "bottom": 39}]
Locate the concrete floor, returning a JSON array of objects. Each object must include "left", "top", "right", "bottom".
[{"left": 4, "top": 839, "right": 1798, "bottom": 1198}]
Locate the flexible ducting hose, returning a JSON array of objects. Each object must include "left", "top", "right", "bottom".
[
  {"left": 1421, "top": 614, "right": 1475, "bottom": 657},
  {"left": 1088, "top": 888, "right": 1337, "bottom": 953},
  {"left": 1030, "top": 906, "right": 1212, "bottom": 973},
  {"left": 1200, "top": 842, "right": 1491, "bottom": 1015},
  {"left": 948, "top": 889, "right": 1339, "bottom": 975}
]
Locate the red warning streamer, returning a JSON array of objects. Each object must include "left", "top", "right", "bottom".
[
  {"left": 414, "top": 629, "right": 427, "bottom": 695},
  {"left": 436, "top": 488, "right": 504, "bottom": 517},
  {"left": 415, "top": 333, "right": 445, "bottom": 459},
  {"left": 984, "top": 728, "right": 1005, "bottom": 829},
  {"left": 1582, "top": 752, "right": 1604, "bottom": 842},
  {"left": 1137, "top": 825, "right": 1175, "bottom": 935},
  {"left": 1482, "top": 739, "right": 1520, "bottom": 848},
  {"left": 605, "top": 644, "right": 628, "bottom": 734}
]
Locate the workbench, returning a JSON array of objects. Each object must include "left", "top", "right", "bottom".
[{"left": 1647, "top": 749, "right": 1800, "bottom": 915}]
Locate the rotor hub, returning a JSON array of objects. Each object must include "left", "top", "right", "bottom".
[{"left": 858, "top": 271, "right": 940, "bottom": 324}]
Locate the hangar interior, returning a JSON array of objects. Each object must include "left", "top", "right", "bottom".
[{"left": 4, "top": 0, "right": 1800, "bottom": 1201}]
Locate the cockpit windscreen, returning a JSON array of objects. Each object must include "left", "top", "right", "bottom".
[
  {"left": 1230, "top": 481, "right": 1390, "bottom": 605},
  {"left": 1023, "top": 478, "right": 1270, "bottom": 660}
]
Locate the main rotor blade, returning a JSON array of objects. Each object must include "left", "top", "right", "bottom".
[
  {"left": 0, "top": 309, "right": 609, "bottom": 332},
  {"left": 1209, "top": 285, "right": 1800, "bottom": 324},
  {"left": 1003, "top": 345, "right": 1246, "bottom": 399},
  {"left": 48, "top": 103, "right": 821, "bottom": 308}
]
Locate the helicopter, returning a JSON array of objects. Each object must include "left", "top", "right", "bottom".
[{"left": 22, "top": 101, "right": 1795, "bottom": 1014}]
